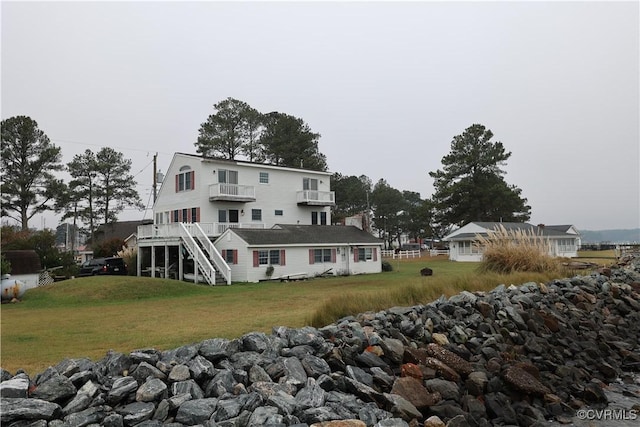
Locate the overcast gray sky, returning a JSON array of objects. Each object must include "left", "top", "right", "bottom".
[{"left": 2, "top": 1, "right": 639, "bottom": 231}]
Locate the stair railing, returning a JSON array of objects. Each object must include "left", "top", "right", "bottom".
[{"left": 178, "top": 223, "right": 216, "bottom": 285}]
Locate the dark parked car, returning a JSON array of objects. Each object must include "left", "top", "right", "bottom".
[{"left": 78, "top": 257, "right": 128, "bottom": 276}]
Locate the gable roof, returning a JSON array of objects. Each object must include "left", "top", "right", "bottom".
[
  {"left": 544, "top": 224, "right": 578, "bottom": 233},
  {"left": 445, "top": 222, "right": 577, "bottom": 241},
  {"left": 222, "top": 224, "right": 383, "bottom": 246}
]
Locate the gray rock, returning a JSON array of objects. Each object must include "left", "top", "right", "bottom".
[
  {"left": 107, "top": 376, "right": 138, "bottom": 404},
  {"left": 282, "top": 357, "right": 308, "bottom": 388},
  {"left": 188, "top": 355, "right": 216, "bottom": 381},
  {"left": 382, "top": 393, "right": 422, "bottom": 421},
  {"left": 63, "top": 405, "right": 108, "bottom": 427},
  {"left": 199, "top": 338, "right": 231, "bottom": 362},
  {"left": 175, "top": 398, "right": 218, "bottom": 425},
  {"left": 132, "top": 361, "right": 166, "bottom": 383},
  {"left": 212, "top": 398, "right": 242, "bottom": 421},
  {"left": 247, "top": 406, "right": 282, "bottom": 426},
  {"left": 100, "top": 351, "right": 132, "bottom": 377},
  {"left": 242, "top": 332, "right": 270, "bottom": 352},
  {"left": 116, "top": 401, "right": 156, "bottom": 426},
  {"left": 30, "top": 373, "right": 76, "bottom": 403},
  {"left": 171, "top": 379, "right": 204, "bottom": 399},
  {"left": 0, "top": 398, "right": 61, "bottom": 423},
  {"left": 168, "top": 364, "right": 191, "bottom": 382},
  {"left": 129, "top": 349, "right": 161, "bottom": 365},
  {"left": 294, "top": 378, "right": 325, "bottom": 409},
  {"left": 301, "top": 354, "right": 331, "bottom": 378},
  {"left": 61, "top": 380, "right": 99, "bottom": 414},
  {"left": 248, "top": 364, "right": 272, "bottom": 383},
  {"left": 102, "top": 413, "right": 124, "bottom": 427},
  {"left": 266, "top": 390, "right": 297, "bottom": 415},
  {"left": 346, "top": 365, "right": 373, "bottom": 388},
  {"left": 0, "top": 376, "right": 29, "bottom": 398},
  {"left": 136, "top": 378, "right": 168, "bottom": 402}
]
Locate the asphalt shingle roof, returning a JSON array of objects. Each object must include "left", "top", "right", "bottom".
[
  {"left": 226, "top": 224, "right": 383, "bottom": 246},
  {"left": 446, "top": 222, "right": 576, "bottom": 241}
]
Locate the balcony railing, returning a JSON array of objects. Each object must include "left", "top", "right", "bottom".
[
  {"left": 209, "top": 183, "right": 256, "bottom": 202},
  {"left": 296, "top": 190, "right": 335, "bottom": 206},
  {"left": 138, "top": 222, "right": 265, "bottom": 240}
]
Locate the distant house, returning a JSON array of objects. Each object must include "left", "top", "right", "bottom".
[
  {"left": 443, "top": 222, "right": 581, "bottom": 262},
  {"left": 215, "top": 224, "right": 383, "bottom": 283},
  {"left": 94, "top": 219, "right": 153, "bottom": 249}
]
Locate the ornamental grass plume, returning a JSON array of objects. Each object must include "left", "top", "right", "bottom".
[
  {"left": 476, "top": 224, "right": 561, "bottom": 274},
  {"left": 117, "top": 245, "right": 137, "bottom": 276}
]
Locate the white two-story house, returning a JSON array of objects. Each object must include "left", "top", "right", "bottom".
[{"left": 136, "top": 153, "right": 383, "bottom": 284}]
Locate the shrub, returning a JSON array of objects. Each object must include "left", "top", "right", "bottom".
[
  {"left": 476, "top": 224, "right": 561, "bottom": 274},
  {"left": 1, "top": 253, "right": 11, "bottom": 275},
  {"left": 381, "top": 260, "right": 393, "bottom": 272}
]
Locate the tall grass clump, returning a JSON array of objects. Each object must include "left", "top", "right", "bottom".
[
  {"left": 117, "top": 245, "right": 137, "bottom": 276},
  {"left": 476, "top": 224, "right": 561, "bottom": 274}
]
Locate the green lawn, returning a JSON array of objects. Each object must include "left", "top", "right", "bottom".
[{"left": 0, "top": 255, "right": 597, "bottom": 375}]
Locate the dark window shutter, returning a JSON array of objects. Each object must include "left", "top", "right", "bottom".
[
  {"left": 253, "top": 251, "right": 259, "bottom": 267},
  {"left": 331, "top": 248, "right": 337, "bottom": 263},
  {"left": 309, "top": 249, "right": 315, "bottom": 264},
  {"left": 280, "top": 250, "right": 286, "bottom": 266}
]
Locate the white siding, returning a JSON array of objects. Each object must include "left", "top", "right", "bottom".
[
  {"left": 154, "top": 154, "right": 332, "bottom": 231},
  {"left": 214, "top": 231, "right": 250, "bottom": 282},
  {"left": 214, "top": 229, "right": 382, "bottom": 283},
  {"left": 448, "top": 242, "right": 483, "bottom": 262}
]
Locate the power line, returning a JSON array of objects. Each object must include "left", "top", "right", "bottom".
[{"left": 50, "top": 137, "right": 173, "bottom": 156}]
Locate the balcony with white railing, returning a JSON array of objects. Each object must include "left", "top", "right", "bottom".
[
  {"left": 209, "top": 183, "right": 256, "bottom": 202},
  {"left": 296, "top": 190, "right": 335, "bottom": 206},
  {"left": 138, "top": 222, "right": 265, "bottom": 241}
]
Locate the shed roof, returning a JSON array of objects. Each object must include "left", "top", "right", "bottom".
[{"left": 223, "top": 224, "right": 383, "bottom": 246}]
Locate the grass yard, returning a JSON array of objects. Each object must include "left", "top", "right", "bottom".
[{"left": 0, "top": 254, "right": 609, "bottom": 375}]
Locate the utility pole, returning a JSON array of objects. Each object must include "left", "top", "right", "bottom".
[{"left": 153, "top": 153, "right": 158, "bottom": 203}]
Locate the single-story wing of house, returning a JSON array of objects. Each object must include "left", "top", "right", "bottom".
[
  {"left": 443, "top": 222, "right": 581, "bottom": 262},
  {"left": 214, "top": 224, "right": 384, "bottom": 282}
]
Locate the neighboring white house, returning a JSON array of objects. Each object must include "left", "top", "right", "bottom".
[
  {"left": 215, "top": 224, "right": 383, "bottom": 283},
  {"left": 443, "top": 222, "right": 581, "bottom": 262},
  {"left": 137, "top": 153, "right": 383, "bottom": 284}
]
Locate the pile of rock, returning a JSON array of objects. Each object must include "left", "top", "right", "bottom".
[{"left": 2, "top": 257, "right": 639, "bottom": 427}]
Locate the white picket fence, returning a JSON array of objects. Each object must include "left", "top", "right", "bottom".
[
  {"left": 381, "top": 249, "right": 422, "bottom": 259},
  {"left": 429, "top": 249, "right": 450, "bottom": 256},
  {"left": 381, "top": 249, "right": 450, "bottom": 259}
]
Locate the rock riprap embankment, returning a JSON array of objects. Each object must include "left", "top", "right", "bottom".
[{"left": 2, "top": 257, "right": 639, "bottom": 427}]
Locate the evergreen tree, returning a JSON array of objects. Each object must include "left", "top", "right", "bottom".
[
  {"left": 429, "top": 124, "right": 531, "bottom": 229},
  {"left": 1, "top": 116, "right": 66, "bottom": 230},
  {"left": 260, "top": 112, "right": 327, "bottom": 171},
  {"left": 66, "top": 148, "right": 143, "bottom": 242},
  {"left": 196, "top": 98, "right": 262, "bottom": 160}
]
